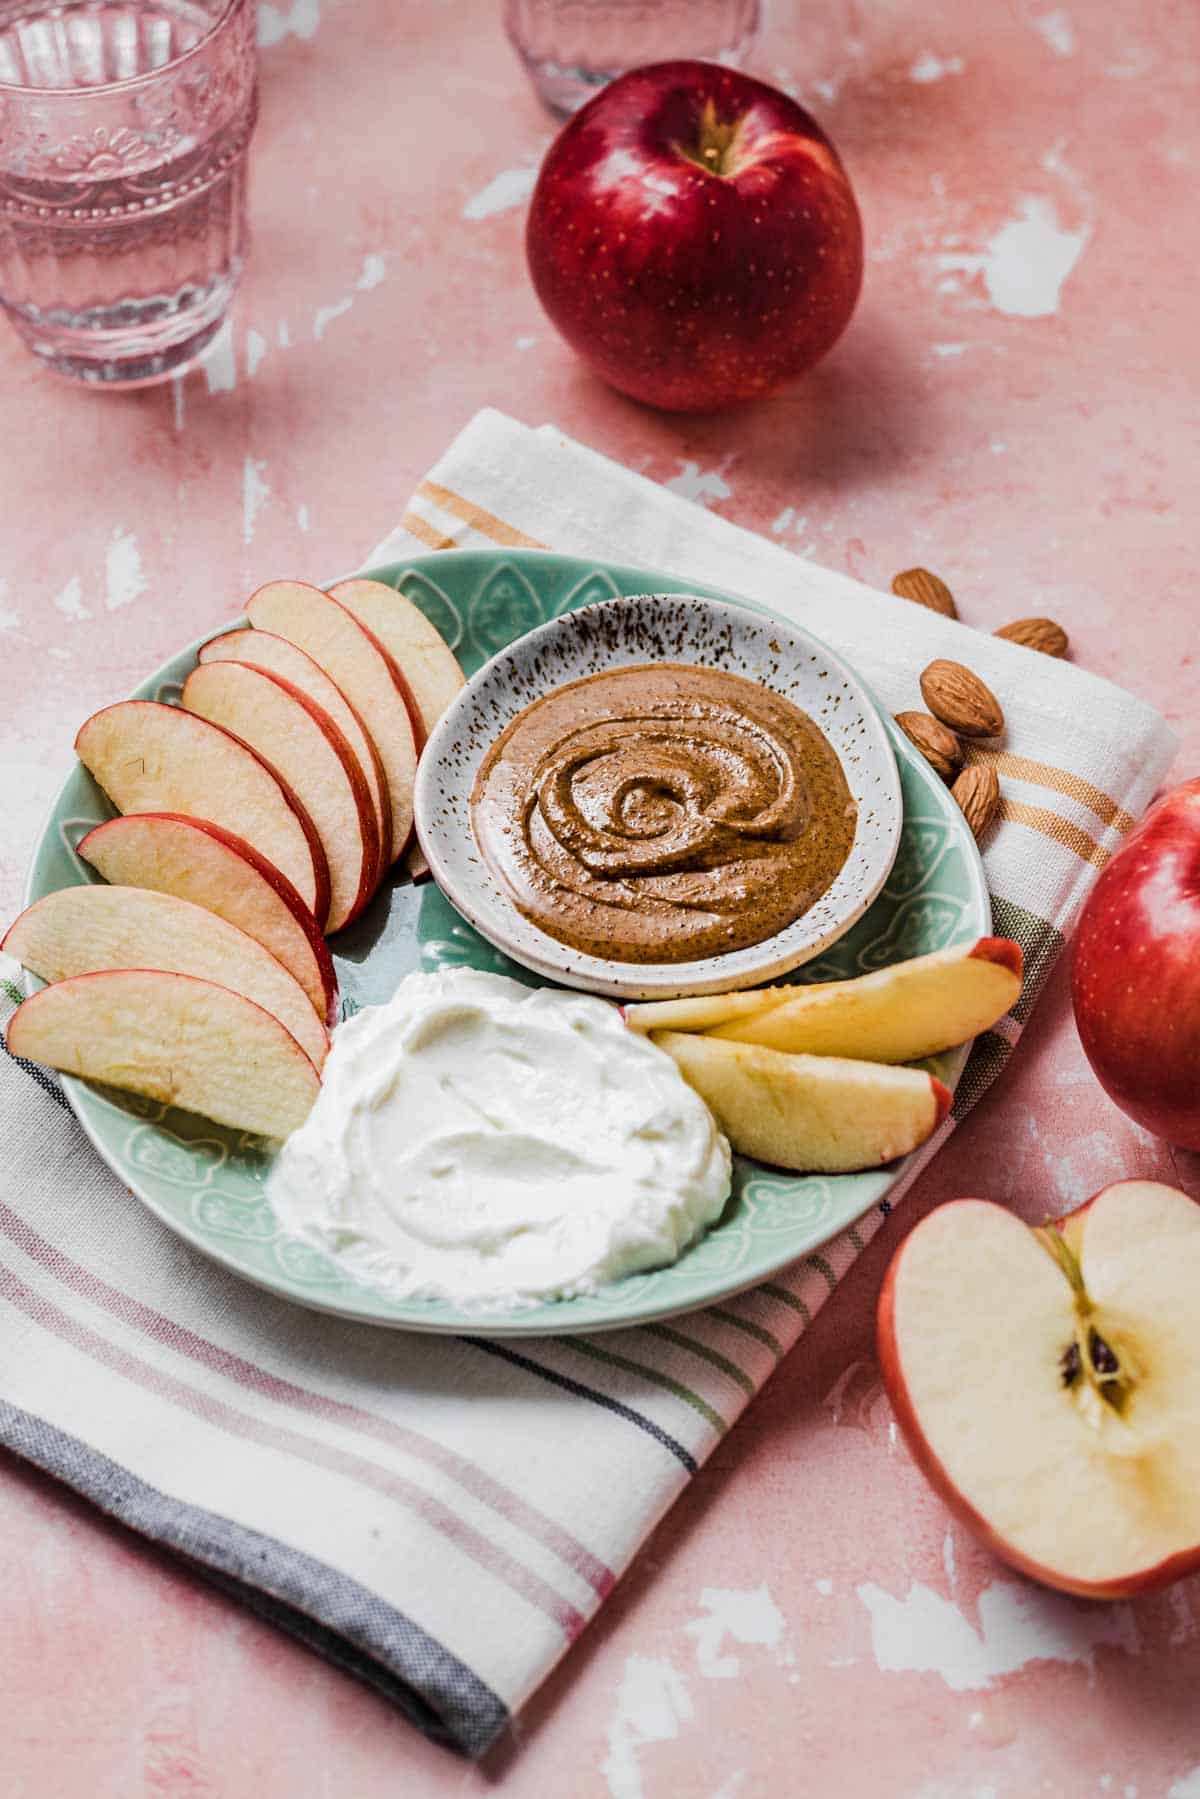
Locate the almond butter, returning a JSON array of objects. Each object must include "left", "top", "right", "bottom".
[
  {"left": 995, "top": 616, "right": 1069, "bottom": 658},
  {"left": 891, "top": 567, "right": 958, "bottom": 618},
  {"left": 951, "top": 764, "right": 1001, "bottom": 843},
  {"left": 894, "top": 710, "right": 962, "bottom": 783},
  {"left": 920, "top": 659, "right": 1005, "bottom": 738}
]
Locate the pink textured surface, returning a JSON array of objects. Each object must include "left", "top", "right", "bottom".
[{"left": 2, "top": 1, "right": 1199, "bottom": 1792}]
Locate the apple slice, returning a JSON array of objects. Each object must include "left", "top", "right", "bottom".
[
  {"left": 3, "top": 884, "right": 329, "bottom": 1069},
  {"left": 878, "top": 1182, "right": 1200, "bottom": 1599},
  {"left": 624, "top": 989, "right": 797, "bottom": 1036},
  {"left": 199, "top": 629, "right": 393, "bottom": 866},
  {"left": 77, "top": 815, "right": 337, "bottom": 1028},
  {"left": 6, "top": 970, "right": 319, "bottom": 1139},
  {"left": 75, "top": 701, "right": 328, "bottom": 924},
  {"left": 706, "top": 939, "right": 1023, "bottom": 1062},
  {"left": 651, "top": 1030, "right": 950, "bottom": 1172},
  {"left": 182, "top": 661, "right": 379, "bottom": 934},
  {"left": 246, "top": 581, "right": 417, "bottom": 864},
  {"left": 327, "top": 578, "right": 465, "bottom": 749}
]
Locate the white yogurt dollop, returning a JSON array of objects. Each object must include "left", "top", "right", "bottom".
[{"left": 268, "top": 968, "right": 731, "bottom": 1307}]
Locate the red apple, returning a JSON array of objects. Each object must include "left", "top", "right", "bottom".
[
  {"left": 1072, "top": 777, "right": 1200, "bottom": 1148},
  {"left": 525, "top": 60, "right": 863, "bottom": 412},
  {"left": 877, "top": 1181, "right": 1200, "bottom": 1600}
]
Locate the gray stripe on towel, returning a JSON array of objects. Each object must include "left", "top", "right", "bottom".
[{"left": 0, "top": 1399, "right": 509, "bottom": 1760}]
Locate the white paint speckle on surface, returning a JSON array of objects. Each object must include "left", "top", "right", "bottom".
[
  {"left": 296, "top": 504, "right": 311, "bottom": 533},
  {"left": 202, "top": 319, "right": 237, "bottom": 393},
  {"left": 664, "top": 461, "right": 733, "bottom": 506},
  {"left": 684, "top": 1586, "right": 786, "bottom": 1680},
  {"left": 105, "top": 530, "right": 146, "bottom": 612},
  {"left": 938, "top": 195, "right": 1090, "bottom": 317},
  {"left": 772, "top": 506, "right": 795, "bottom": 534},
  {"left": 53, "top": 575, "right": 89, "bottom": 623},
  {"left": 602, "top": 1655, "right": 693, "bottom": 1799},
  {"left": 942, "top": 1530, "right": 957, "bottom": 1594},
  {"left": 815, "top": 1578, "right": 834, "bottom": 1596},
  {"left": 1168, "top": 1769, "right": 1200, "bottom": 1798},
  {"left": 515, "top": 334, "right": 537, "bottom": 350},
  {"left": 313, "top": 296, "right": 354, "bottom": 341},
  {"left": 462, "top": 165, "right": 538, "bottom": 222},
  {"left": 243, "top": 458, "right": 270, "bottom": 545},
  {"left": 933, "top": 342, "right": 967, "bottom": 357},
  {"left": 1032, "top": 9, "right": 1076, "bottom": 55},
  {"left": 257, "top": 0, "right": 320, "bottom": 48},
  {"left": 857, "top": 1579, "right": 1139, "bottom": 1691},
  {"left": 358, "top": 253, "right": 386, "bottom": 291},
  {"left": 246, "top": 329, "right": 269, "bottom": 379},
  {"left": 710, "top": 1775, "right": 746, "bottom": 1799},
  {"left": 1106, "top": 46, "right": 1153, "bottom": 79},
  {"left": 277, "top": 319, "right": 292, "bottom": 348},
  {"left": 909, "top": 51, "right": 965, "bottom": 84}
]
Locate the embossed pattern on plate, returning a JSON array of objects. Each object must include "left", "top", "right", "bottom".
[{"left": 25, "top": 550, "right": 989, "bottom": 1335}]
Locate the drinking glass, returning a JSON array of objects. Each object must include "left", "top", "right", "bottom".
[
  {"left": 0, "top": 0, "right": 257, "bottom": 386},
  {"left": 505, "top": 0, "right": 760, "bottom": 116}
]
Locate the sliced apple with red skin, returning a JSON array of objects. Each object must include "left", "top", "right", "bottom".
[
  {"left": 246, "top": 581, "right": 417, "bottom": 864},
  {"left": 77, "top": 814, "right": 337, "bottom": 1028},
  {"left": 3, "top": 884, "right": 328, "bottom": 1069},
  {"left": 327, "top": 578, "right": 465, "bottom": 749},
  {"left": 182, "top": 661, "right": 379, "bottom": 934},
  {"left": 624, "top": 989, "right": 798, "bottom": 1036},
  {"left": 7, "top": 969, "right": 320, "bottom": 1139},
  {"left": 75, "top": 701, "right": 329, "bottom": 924},
  {"left": 328, "top": 578, "right": 466, "bottom": 883},
  {"left": 199, "top": 628, "right": 393, "bottom": 866},
  {"left": 650, "top": 1030, "right": 951, "bottom": 1172},
  {"left": 877, "top": 1181, "right": 1200, "bottom": 1599},
  {"left": 706, "top": 939, "right": 1023, "bottom": 1061}
]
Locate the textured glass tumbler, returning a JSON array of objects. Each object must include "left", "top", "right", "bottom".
[
  {"left": 505, "top": 0, "right": 760, "bottom": 116},
  {"left": 0, "top": 0, "right": 257, "bottom": 386}
]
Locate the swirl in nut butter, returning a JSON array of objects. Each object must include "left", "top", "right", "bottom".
[{"left": 470, "top": 663, "right": 857, "bottom": 965}]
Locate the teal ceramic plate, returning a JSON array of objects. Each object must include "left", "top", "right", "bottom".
[{"left": 25, "top": 549, "right": 990, "bottom": 1336}]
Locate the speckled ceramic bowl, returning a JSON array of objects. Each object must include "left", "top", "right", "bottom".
[{"left": 414, "top": 593, "right": 903, "bottom": 1000}]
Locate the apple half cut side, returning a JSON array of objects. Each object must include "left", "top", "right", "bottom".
[
  {"left": 651, "top": 1031, "right": 951, "bottom": 1173},
  {"left": 706, "top": 939, "right": 1023, "bottom": 1062},
  {"left": 877, "top": 1182, "right": 1200, "bottom": 1599},
  {"left": 246, "top": 581, "right": 418, "bottom": 865},
  {"left": 75, "top": 700, "right": 329, "bottom": 925},
  {"left": 6, "top": 970, "right": 321, "bottom": 1140},
  {"left": 77, "top": 815, "right": 338, "bottom": 1028},
  {"left": 3, "top": 884, "right": 329, "bottom": 1070},
  {"left": 182, "top": 661, "right": 379, "bottom": 934},
  {"left": 199, "top": 628, "right": 393, "bottom": 867},
  {"left": 328, "top": 578, "right": 467, "bottom": 884}
]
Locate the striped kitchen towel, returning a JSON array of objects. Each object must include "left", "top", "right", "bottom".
[{"left": 0, "top": 409, "right": 1176, "bottom": 1760}]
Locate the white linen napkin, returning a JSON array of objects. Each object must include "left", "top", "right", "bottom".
[{"left": 0, "top": 409, "right": 1176, "bottom": 1760}]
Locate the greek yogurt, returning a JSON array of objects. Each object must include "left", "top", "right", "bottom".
[{"left": 267, "top": 968, "right": 731, "bottom": 1307}]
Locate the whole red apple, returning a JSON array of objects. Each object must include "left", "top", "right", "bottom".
[
  {"left": 525, "top": 61, "right": 863, "bottom": 411},
  {"left": 1072, "top": 777, "right": 1200, "bottom": 1147},
  {"left": 878, "top": 1181, "right": 1200, "bottom": 1599}
]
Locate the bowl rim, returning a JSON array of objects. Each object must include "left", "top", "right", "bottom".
[{"left": 413, "top": 589, "right": 904, "bottom": 1000}]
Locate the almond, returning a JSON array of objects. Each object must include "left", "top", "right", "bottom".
[
  {"left": 891, "top": 567, "right": 958, "bottom": 619},
  {"left": 952, "top": 764, "right": 1001, "bottom": 843},
  {"left": 894, "top": 710, "right": 962, "bottom": 784},
  {"left": 995, "top": 616, "right": 1069, "bottom": 658},
  {"left": 920, "top": 659, "right": 1005, "bottom": 739}
]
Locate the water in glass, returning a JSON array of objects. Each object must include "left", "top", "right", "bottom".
[
  {"left": 0, "top": 0, "right": 257, "bottom": 385},
  {"left": 505, "top": 0, "right": 760, "bottom": 116}
]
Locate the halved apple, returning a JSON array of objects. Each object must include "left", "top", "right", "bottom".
[
  {"left": 7, "top": 970, "right": 320, "bottom": 1138},
  {"left": 75, "top": 701, "right": 329, "bottom": 924},
  {"left": 200, "top": 628, "right": 393, "bottom": 866},
  {"left": 246, "top": 581, "right": 417, "bottom": 863},
  {"left": 878, "top": 1182, "right": 1200, "bottom": 1599},
  {"left": 706, "top": 939, "right": 1023, "bottom": 1062},
  {"left": 3, "top": 884, "right": 328, "bottom": 1069},
  {"left": 651, "top": 1030, "right": 951, "bottom": 1172},
  {"left": 77, "top": 814, "right": 337, "bottom": 1027},
  {"left": 182, "top": 662, "right": 379, "bottom": 934}
]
